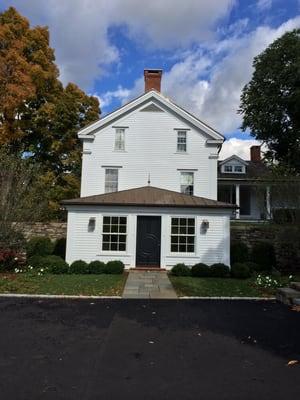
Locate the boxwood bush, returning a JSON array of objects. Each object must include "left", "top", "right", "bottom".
[
  {"left": 171, "top": 263, "right": 190, "bottom": 276},
  {"left": 210, "top": 263, "right": 230, "bottom": 278},
  {"left": 69, "top": 260, "right": 89, "bottom": 274},
  {"left": 230, "top": 241, "right": 249, "bottom": 264},
  {"left": 191, "top": 263, "right": 211, "bottom": 277},
  {"left": 88, "top": 260, "right": 106, "bottom": 274},
  {"left": 104, "top": 260, "right": 125, "bottom": 274},
  {"left": 251, "top": 241, "right": 275, "bottom": 271},
  {"left": 42, "top": 256, "right": 69, "bottom": 274},
  {"left": 231, "top": 262, "right": 251, "bottom": 279},
  {"left": 26, "top": 237, "right": 53, "bottom": 258}
]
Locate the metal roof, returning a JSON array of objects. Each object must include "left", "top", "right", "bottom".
[{"left": 62, "top": 186, "right": 236, "bottom": 209}]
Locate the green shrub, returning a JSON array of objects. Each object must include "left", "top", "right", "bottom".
[
  {"left": 104, "top": 260, "right": 125, "bottom": 274},
  {"left": 171, "top": 263, "right": 190, "bottom": 276},
  {"left": 246, "top": 261, "right": 262, "bottom": 272},
  {"left": 26, "top": 237, "right": 53, "bottom": 258},
  {"left": 210, "top": 263, "right": 230, "bottom": 278},
  {"left": 27, "top": 255, "right": 46, "bottom": 268},
  {"left": 53, "top": 238, "right": 66, "bottom": 259},
  {"left": 191, "top": 263, "right": 211, "bottom": 277},
  {"left": 230, "top": 241, "right": 249, "bottom": 264},
  {"left": 251, "top": 241, "right": 275, "bottom": 271},
  {"left": 88, "top": 260, "right": 106, "bottom": 274},
  {"left": 46, "top": 256, "right": 69, "bottom": 274},
  {"left": 275, "top": 226, "right": 300, "bottom": 273},
  {"left": 69, "top": 260, "right": 89, "bottom": 274},
  {"left": 231, "top": 263, "right": 251, "bottom": 279},
  {"left": 27, "top": 255, "right": 68, "bottom": 273}
]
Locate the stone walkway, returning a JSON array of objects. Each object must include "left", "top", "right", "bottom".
[{"left": 122, "top": 270, "right": 178, "bottom": 299}]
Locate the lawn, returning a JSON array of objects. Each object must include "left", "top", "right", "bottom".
[
  {"left": 0, "top": 273, "right": 127, "bottom": 296},
  {"left": 169, "top": 276, "right": 280, "bottom": 297}
]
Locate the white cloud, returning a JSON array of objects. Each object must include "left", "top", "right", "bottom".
[
  {"left": 256, "top": 0, "right": 273, "bottom": 10},
  {"left": 3, "top": 0, "right": 234, "bottom": 88},
  {"left": 95, "top": 86, "right": 131, "bottom": 110},
  {"left": 219, "top": 138, "right": 262, "bottom": 160},
  {"left": 122, "top": 16, "right": 300, "bottom": 134}
]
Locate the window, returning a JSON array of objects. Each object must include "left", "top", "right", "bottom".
[
  {"left": 171, "top": 218, "right": 195, "bottom": 253},
  {"left": 180, "top": 172, "right": 194, "bottom": 195},
  {"left": 177, "top": 131, "right": 187, "bottom": 152},
  {"left": 102, "top": 216, "right": 127, "bottom": 251},
  {"left": 105, "top": 169, "right": 118, "bottom": 193},
  {"left": 224, "top": 165, "right": 233, "bottom": 172},
  {"left": 114, "top": 128, "right": 125, "bottom": 151},
  {"left": 234, "top": 165, "right": 243, "bottom": 173}
]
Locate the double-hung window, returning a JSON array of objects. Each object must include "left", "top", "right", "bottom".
[
  {"left": 105, "top": 169, "right": 118, "bottom": 193},
  {"left": 171, "top": 217, "right": 195, "bottom": 253},
  {"left": 177, "top": 131, "right": 187, "bottom": 152},
  {"left": 102, "top": 216, "right": 127, "bottom": 251},
  {"left": 234, "top": 165, "right": 243, "bottom": 173},
  {"left": 115, "top": 128, "right": 125, "bottom": 151},
  {"left": 180, "top": 172, "right": 194, "bottom": 195}
]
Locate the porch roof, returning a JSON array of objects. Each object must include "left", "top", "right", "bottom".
[{"left": 61, "top": 186, "right": 236, "bottom": 209}]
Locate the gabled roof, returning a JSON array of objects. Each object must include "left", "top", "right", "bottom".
[
  {"left": 78, "top": 90, "right": 224, "bottom": 142},
  {"left": 62, "top": 186, "right": 236, "bottom": 209},
  {"left": 219, "top": 155, "right": 248, "bottom": 166}
]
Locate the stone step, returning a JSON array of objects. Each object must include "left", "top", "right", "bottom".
[
  {"left": 276, "top": 287, "right": 300, "bottom": 305},
  {"left": 290, "top": 282, "right": 300, "bottom": 291}
]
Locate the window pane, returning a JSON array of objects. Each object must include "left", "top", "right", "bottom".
[
  {"left": 105, "top": 169, "right": 118, "bottom": 193},
  {"left": 172, "top": 218, "right": 179, "bottom": 225},
  {"left": 102, "top": 242, "right": 109, "bottom": 251},
  {"left": 102, "top": 216, "right": 127, "bottom": 251},
  {"left": 115, "top": 128, "right": 125, "bottom": 151},
  {"left": 177, "top": 131, "right": 186, "bottom": 152},
  {"left": 171, "top": 217, "right": 195, "bottom": 253}
]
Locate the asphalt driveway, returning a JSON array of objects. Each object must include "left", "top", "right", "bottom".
[{"left": 0, "top": 298, "right": 299, "bottom": 400}]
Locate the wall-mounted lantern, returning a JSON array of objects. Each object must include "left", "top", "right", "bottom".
[
  {"left": 201, "top": 219, "right": 209, "bottom": 234},
  {"left": 88, "top": 217, "right": 96, "bottom": 232}
]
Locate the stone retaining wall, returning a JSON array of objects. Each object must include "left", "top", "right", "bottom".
[
  {"left": 231, "top": 223, "right": 277, "bottom": 248},
  {"left": 20, "top": 222, "right": 67, "bottom": 241}
]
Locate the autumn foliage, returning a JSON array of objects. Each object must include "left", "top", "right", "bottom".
[{"left": 0, "top": 7, "right": 100, "bottom": 219}]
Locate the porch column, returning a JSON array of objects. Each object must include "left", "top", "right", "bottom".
[
  {"left": 266, "top": 185, "right": 271, "bottom": 220},
  {"left": 235, "top": 184, "right": 240, "bottom": 219}
]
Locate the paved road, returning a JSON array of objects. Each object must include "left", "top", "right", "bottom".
[{"left": 0, "top": 298, "right": 299, "bottom": 400}]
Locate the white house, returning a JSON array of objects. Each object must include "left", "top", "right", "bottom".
[
  {"left": 218, "top": 146, "right": 271, "bottom": 220},
  {"left": 62, "top": 69, "right": 235, "bottom": 269}
]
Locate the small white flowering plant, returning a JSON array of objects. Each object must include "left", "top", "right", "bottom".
[{"left": 255, "top": 274, "right": 293, "bottom": 290}]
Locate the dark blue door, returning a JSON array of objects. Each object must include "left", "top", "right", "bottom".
[{"left": 136, "top": 216, "right": 161, "bottom": 267}]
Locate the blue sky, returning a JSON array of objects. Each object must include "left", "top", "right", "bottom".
[{"left": 1, "top": 0, "right": 300, "bottom": 158}]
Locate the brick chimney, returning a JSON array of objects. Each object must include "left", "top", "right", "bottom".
[
  {"left": 144, "top": 69, "right": 162, "bottom": 92},
  {"left": 250, "top": 145, "right": 261, "bottom": 162}
]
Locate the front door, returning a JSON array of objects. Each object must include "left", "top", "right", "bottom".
[{"left": 136, "top": 216, "right": 161, "bottom": 267}]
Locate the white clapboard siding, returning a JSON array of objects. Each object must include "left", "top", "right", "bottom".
[
  {"left": 80, "top": 102, "right": 219, "bottom": 200},
  {"left": 65, "top": 206, "right": 231, "bottom": 268}
]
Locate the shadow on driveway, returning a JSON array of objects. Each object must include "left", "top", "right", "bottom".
[{"left": 0, "top": 298, "right": 299, "bottom": 399}]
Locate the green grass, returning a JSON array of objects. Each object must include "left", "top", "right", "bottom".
[
  {"left": 0, "top": 273, "right": 127, "bottom": 296},
  {"left": 169, "top": 276, "right": 277, "bottom": 297}
]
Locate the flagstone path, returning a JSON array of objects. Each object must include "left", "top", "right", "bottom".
[{"left": 122, "top": 270, "right": 177, "bottom": 299}]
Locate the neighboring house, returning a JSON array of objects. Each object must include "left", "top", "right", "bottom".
[
  {"left": 62, "top": 69, "right": 235, "bottom": 269},
  {"left": 217, "top": 146, "right": 271, "bottom": 220}
]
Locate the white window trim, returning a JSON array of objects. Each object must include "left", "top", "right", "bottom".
[
  {"left": 100, "top": 215, "right": 128, "bottom": 253},
  {"left": 222, "top": 164, "right": 245, "bottom": 174},
  {"left": 170, "top": 216, "right": 196, "bottom": 255},
  {"left": 114, "top": 127, "right": 126, "bottom": 152},
  {"left": 104, "top": 168, "right": 119, "bottom": 193},
  {"left": 176, "top": 130, "right": 187, "bottom": 153},
  {"left": 179, "top": 171, "right": 194, "bottom": 196}
]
